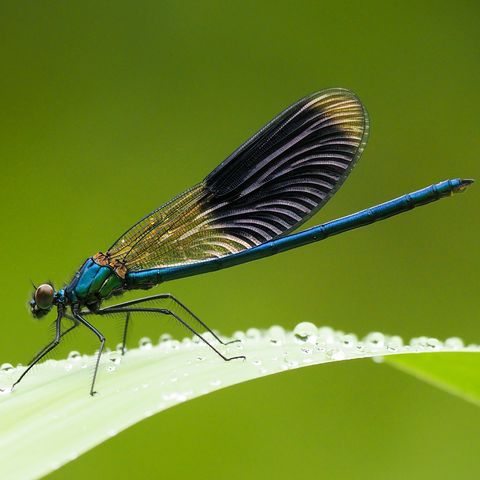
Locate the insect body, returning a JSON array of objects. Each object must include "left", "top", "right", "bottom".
[{"left": 18, "top": 89, "right": 472, "bottom": 395}]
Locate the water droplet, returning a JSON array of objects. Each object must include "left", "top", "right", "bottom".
[
  {"left": 160, "top": 333, "right": 173, "bottom": 343},
  {"left": 0, "top": 363, "right": 15, "bottom": 373},
  {"left": 64, "top": 363, "right": 73, "bottom": 372},
  {"left": 68, "top": 351, "right": 81, "bottom": 362},
  {"left": 139, "top": 337, "right": 153, "bottom": 350},
  {"left": 317, "top": 326, "right": 335, "bottom": 344},
  {"left": 0, "top": 386, "right": 12, "bottom": 395},
  {"left": 410, "top": 336, "right": 428, "bottom": 348},
  {"left": 365, "top": 332, "right": 385, "bottom": 350},
  {"left": 372, "top": 356, "right": 385, "bottom": 363},
  {"left": 426, "top": 338, "right": 443, "bottom": 350},
  {"left": 196, "top": 356, "right": 205, "bottom": 362},
  {"left": 246, "top": 328, "right": 261, "bottom": 340},
  {"left": 169, "top": 340, "right": 180, "bottom": 350},
  {"left": 445, "top": 337, "right": 464, "bottom": 350},
  {"left": 340, "top": 334, "right": 357, "bottom": 350},
  {"left": 386, "top": 336, "right": 403, "bottom": 351},
  {"left": 300, "top": 346, "right": 313, "bottom": 355},
  {"left": 267, "top": 325, "right": 286, "bottom": 345},
  {"left": 108, "top": 351, "right": 122, "bottom": 365},
  {"left": 232, "top": 330, "right": 247, "bottom": 341},
  {"left": 294, "top": 322, "right": 317, "bottom": 344},
  {"left": 210, "top": 379, "right": 221, "bottom": 386},
  {"left": 106, "top": 365, "right": 116, "bottom": 373},
  {"left": 251, "top": 358, "right": 262, "bottom": 366}
]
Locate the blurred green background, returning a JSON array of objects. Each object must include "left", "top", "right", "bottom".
[{"left": 1, "top": 1, "right": 479, "bottom": 478}]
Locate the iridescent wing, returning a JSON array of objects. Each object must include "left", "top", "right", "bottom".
[{"left": 107, "top": 88, "right": 369, "bottom": 271}]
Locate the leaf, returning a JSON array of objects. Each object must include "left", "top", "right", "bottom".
[
  {"left": 0, "top": 324, "right": 478, "bottom": 480},
  {"left": 385, "top": 351, "right": 480, "bottom": 407}
]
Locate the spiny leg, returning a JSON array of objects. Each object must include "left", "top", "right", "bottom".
[
  {"left": 153, "top": 294, "right": 240, "bottom": 346},
  {"left": 96, "top": 294, "right": 241, "bottom": 351},
  {"left": 27, "top": 314, "right": 79, "bottom": 365},
  {"left": 121, "top": 312, "right": 130, "bottom": 356},
  {"left": 12, "top": 307, "right": 64, "bottom": 391},
  {"left": 73, "top": 310, "right": 106, "bottom": 396},
  {"left": 98, "top": 306, "right": 245, "bottom": 362}
]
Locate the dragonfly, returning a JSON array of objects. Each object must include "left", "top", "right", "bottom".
[{"left": 15, "top": 88, "right": 472, "bottom": 396}]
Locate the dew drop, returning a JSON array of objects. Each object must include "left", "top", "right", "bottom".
[
  {"left": 445, "top": 337, "right": 464, "bottom": 350},
  {"left": 386, "top": 336, "right": 403, "bottom": 351},
  {"left": 410, "top": 336, "right": 428, "bottom": 348},
  {"left": 365, "top": 332, "right": 385, "bottom": 350},
  {"left": 108, "top": 351, "right": 122, "bottom": 365},
  {"left": 317, "top": 326, "right": 335, "bottom": 344},
  {"left": 160, "top": 333, "right": 173, "bottom": 343},
  {"left": 210, "top": 379, "right": 221, "bottom": 386},
  {"left": 267, "top": 325, "right": 286, "bottom": 345},
  {"left": 139, "top": 337, "right": 153, "bottom": 350},
  {"left": 246, "top": 328, "right": 261, "bottom": 340},
  {"left": 340, "top": 334, "right": 357, "bottom": 350},
  {"left": 426, "top": 338, "right": 443, "bottom": 350},
  {"left": 0, "top": 363, "right": 15, "bottom": 373},
  {"left": 233, "top": 330, "right": 247, "bottom": 341},
  {"left": 196, "top": 356, "right": 205, "bottom": 362},
  {"left": 300, "top": 346, "right": 313, "bottom": 355},
  {"left": 293, "top": 322, "right": 317, "bottom": 344},
  {"left": 68, "top": 351, "right": 81, "bottom": 362},
  {"left": 251, "top": 358, "right": 262, "bottom": 366},
  {"left": 0, "top": 386, "right": 12, "bottom": 395}
]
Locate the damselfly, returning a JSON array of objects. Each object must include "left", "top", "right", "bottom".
[{"left": 17, "top": 88, "right": 472, "bottom": 395}]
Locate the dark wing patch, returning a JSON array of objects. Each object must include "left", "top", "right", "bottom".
[{"left": 107, "top": 88, "right": 369, "bottom": 271}]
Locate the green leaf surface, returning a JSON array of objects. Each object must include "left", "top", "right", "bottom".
[
  {"left": 0, "top": 325, "right": 478, "bottom": 480},
  {"left": 385, "top": 352, "right": 480, "bottom": 407}
]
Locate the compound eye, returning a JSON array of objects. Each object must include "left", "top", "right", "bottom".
[{"left": 35, "top": 284, "right": 54, "bottom": 309}]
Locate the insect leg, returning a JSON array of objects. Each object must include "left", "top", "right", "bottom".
[
  {"left": 73, "top": 310, "right": 106, "bottom": 396},
  {"left": 27, "top": 314, "right": 79, "bottom": 364},
  {"left": 97, "top": 294, "right": 240, "bottom": 348},
  {"left": 98, "top": 306, "right": 245, "bottom": 362},
  {"left": 12, "top": 307, "right": 64, "bottom": 391},
  {"left": 121, "top": 311, "right": 130, "bottom": 356},
  {"left": 148, "top": 294, "right": 240, "bottom": 346}
]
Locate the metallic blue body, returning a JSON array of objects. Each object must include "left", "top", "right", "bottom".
[
  {"left": 126, "top": 179, "right": 464, "bottom": 287},
  {"left": 65, "top": 258, "right": 124, "bottom": 307}
]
